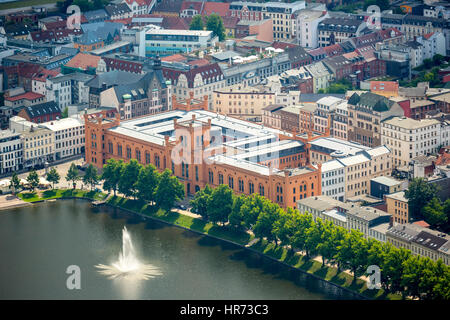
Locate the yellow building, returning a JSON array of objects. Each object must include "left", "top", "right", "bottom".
[
  {"left": 213, "top": 84, "right": 275, "bottom": 122},
  {"left": 385, "top": 191, "right": 409, "bottom": 224},
  {"left": 21, "top": 125, "right": 55, "bottom": 169}
]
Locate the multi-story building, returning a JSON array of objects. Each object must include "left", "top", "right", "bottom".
[
  {"left": 20, "top": 125, "right": 54, "bottom": 169},
  {"left": 318, "top": 160, "right": 345, "bottom": 201},
  {"left": 122, "top": 0, "right": 151, "bottom": 16},
  {"left": 317, "top": 17, "right": 365, "bottom": 47},
  {"left": 296, "top": 9, "right": 328, "bottom": 49},
  {"left": 105, "top": 3, "right": 133, "bottom": 20},
  {"left": 304, "top": 61, "right": 333, "bottom": 93},
  {"left": 417, "top": 31, "right": 447, "bottom": 60},
  {"left": 314, "top": 96, "right": 345, "bottom": 135},
  {"left": 297, "top": 195, "right": 391, "bottom": 239},
  {"left": 347, "top": 92, "right": 405, "bottom": 148},
  {"left": 228, "top": 1, "right": 306, "bottom": 41},
  {"left": 140, "top": 29, "right": 218, "bottom": 57},
  {"left": 101, "top": 62, "right": 170, "bottom": 119},
  {"left": 0, "top": 129, "right": 23, "bottom": 175},
  {"left": 381, "top": 117, "right": 440, "bottom": 167},
  {"left": 262, "top": 104, "right": 283, "bottom": 129},
  {"left": 370, "top": 176, "right": 404, "bottom": 199},
  {"left": 385, "top": 191, "right": 409, "bottom": 224},
  {"left": 163, "top": 61, "right": 225, "bottom": 111},
  {"left": 380, "top": 13, "right": 450, "bottom": 55},
  {"left": 308, "top": 136, "right": 371, "bottom": 165},
  {"left": 222, "top": 51, "right": 291, "bottom": 87},
  {"left": 84, "top": 99, "right": 322, "bottom": 209},
  {"left": 213, "top": 84, "right": 275, "bottom": 122},
  {"left": 17, "top": 102, "right": 61, "bottom": 124},
  {"left": 333, "top": 100, "right": 348, "bottom": 140},
  {"left": 387, "top": 223, "right": 450, "bottom": 265},
  {"left": 338, "top": 146, "right": 392, "bottom": 199},
  {"left": 40, "top": 116, "right": 85, "bottom": 161}
]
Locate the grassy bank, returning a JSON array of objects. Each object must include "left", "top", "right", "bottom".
[
  {"left": 18, "top": 189, "right": 108, "bottom": 202},
  {"left": 0, "top": 0, "right": 59, "bottom": 10},
  {"left": 17, "top": 189, "right": 400, "bottom": 300}
]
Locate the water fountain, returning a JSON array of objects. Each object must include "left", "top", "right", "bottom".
[{"left": 95, "top": 226, "right": 162, "bottom": 280}]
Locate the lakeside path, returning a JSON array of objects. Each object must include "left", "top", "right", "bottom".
[
  {"left": 0, "top": 194, "right": 32, "bottom": 211},
  {"left": 14, "top": 189, "right": 401, "bottom": 300}
]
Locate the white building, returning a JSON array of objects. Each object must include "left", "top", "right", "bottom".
[
  {"left": 417, "top": 32, "right": 446, "bottom": 60},
  {"left": 40, "top": 115, "right": 85, "bottom": 160},
  {"left": 0, "top": 129, "right": 23, "bottom": 175},
  {"left": 46, "top": 76, "right": 72, "bottom": 110},
  {"left": 122, "top": 0, "right": 150, "bottom": 16},
  {"left": 296, "top": 10, "right": 328, "bottom": 49},
  {"left": 382, "top": 117, "right": 441, "bottom": 167},
  {"left": 140, "top": 29, "right": 218, "bottom": 57},
  {"left": 318, "top": 160, "right": 345, "bottom": 201}
]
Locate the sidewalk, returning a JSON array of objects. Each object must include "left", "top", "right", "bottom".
[{"left": 0, "top": 194, "right": 31, "bottom": 212}]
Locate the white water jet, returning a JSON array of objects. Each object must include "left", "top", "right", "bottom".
[{"left": 95, "top": 226, "right": 162, "bottom": 280}]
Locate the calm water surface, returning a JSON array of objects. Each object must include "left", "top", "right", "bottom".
[{"left": 0, "top": 200, "right": 360, "bottom": 300}]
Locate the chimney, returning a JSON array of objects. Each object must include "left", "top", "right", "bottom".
[{"left": 102, "top": 82, "right": 107, "bottom": 91}]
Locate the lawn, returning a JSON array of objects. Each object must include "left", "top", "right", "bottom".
[
  {"left": 18, "top": 189, "right": 108, "bottom": 202},
  {"left": 0, "top": 0, "right": 60, "bottom": 10},
  {"left": 248, "top": 239, "right": 402, "bottom": 300},
  {"left": 106, "top": 196, "right": 253, "bottom": 246}
]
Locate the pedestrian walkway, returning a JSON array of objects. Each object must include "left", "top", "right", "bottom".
[{"left": 0, "top": 194, "right": 31, "bottom": 212}]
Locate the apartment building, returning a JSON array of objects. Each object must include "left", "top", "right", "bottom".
[
  {"left": 296, "top": 9, "right": 328, "bottom": 49},
  {"left": 40, "top": 116, "right": 85, "bottom": 160},
  {"left": 228, "top": 1, "right": 306, "bottom": 41},
  {"left": 339, "top": 146, "right": 392, "bottom": 199},
  {"left": 163, "top": 62, "right": 226, "bottom": 111},
  {"left": 317, "top": 17, "right": 365, "bottom": 47},
  {"left": 314, "top": 96, "right": 346, "bottom": 135},
  {"left": 0, "top": 129, "right": 23, "bottom": 175},
  {"left": 20, "top": 125, "right": 55, "bottom": 169},
  {"left": 213, "top": 84, "right": 275, "bottom": 122},
  {"left": 347, "top": 92, "right": 404, "bottom": 148},
  {"left": 318, "top": 160, "right": 345, "bottom": 201},
  {"left": 304, "top": 61, "right": 333, "bottom": 93},
  {"left": 381, "top": 117, "right": 441, "bottom": 167},
  {"left": 333, "top": 100, "right": 348, "bottom": 140},
  {"left": 385, "top": 191, "right": 409, "bottom": 224}
]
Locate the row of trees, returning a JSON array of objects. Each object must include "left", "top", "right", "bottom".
[
  {"left": 190, "top": 14, "right": 226, "bottom": 41},
  {"left": 405, "top": 178, "right": 449, "bottom": 231},
  {"left": 101, "top": 159, "right": 185, "bottom": 210},
  {"left": 191, "top": 184, "right": 450, "bottom": 299}
]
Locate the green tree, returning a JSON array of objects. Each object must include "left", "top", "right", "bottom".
[
  {"left": 26, "top": 170, "right": 40, "bottom": 192},
  {"left": 61, "top": 107, "right": 69, "bottom": 118},
  {"left": 402, "top": 255, "right": 428, "bottom": 300},
  {"left": 239, "top": 194, "right": 266, "bottom": 230},
  {"left": 228, "top": 194, "right": 246, "bottom": 229},
  {"left": 336, "top": 230, "right": 368, "bottom": 281},
  {"left": 118, "top": 159, "right": 141, "bottom": 199},
  {"left": 136, "top": 164, "right": 160, "bottom": 203},
  {"left": 189, "top": 15, "right": 204, "bottom": 31},
  {"left": 207, "top": 184, "right": 233, "bottom": 225},
  {"left": 404, "top": 178, "right": 438, "bottom": 220},
  {"left": 101, "top": 159, "right": 124, "bottom": 196},
  {"left": 273, "top": 207, "right": 296, "bottom": 250},
  {"left": 253, "top": 201, "right": 281, "bottom": 245},
  {"left": 82, "top": 164, "right": 99, "bottom": 190},
  {"left": 206, "top": 14, "right": 226, "bottom": 41},
  {"left": 46, "top": 167, "right": 60, "bottom": 189},
  {"left": 190, "top": 184, "right": 213, "bottom": 220},
  {"left": 66, "top": 163, "right": 80, "bottom": 189},
  {"left": 422, "top": 197, "right": 447, "bottom": 228},
  {"left": 288, "top": 213, "right": 314, "bottom": 255},
  {"left": 73, "top": 0, "right": 93, "bottom": 11},
  {"left": 382, "top": 247, "right": 411, "bottom": 295},
  {"left": 9, "top": 172, "right": 21, "bottom": 194},
  {"left": 315, "top": 220, "right": 337, "bottom": 266},
  {"left": 154, "top": 169, "right": 185, "bottom": 211}
]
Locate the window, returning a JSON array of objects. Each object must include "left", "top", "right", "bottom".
[
  {"left": 228, "top": 176, "right": 234, "bottom": 189},
  {"left": 259, "top": 184, "right": 264, "bottom": 196},
  {"left": 219, "top": 173, "right": 223, "bottom": 185},
  {"left": 126, "top": 146, "right": 131, "bottom": 159},
  {"left": 145, "top": 152, "right": 150, "bottom": 164},
  {"left": 208, "top": 170, "right": 214, "bottom": 184},
  {"left": 249, "top": 182, "right": 254, "bottom": 194}
]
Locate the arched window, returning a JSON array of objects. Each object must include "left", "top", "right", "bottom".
[
  {"left": 259, "top": 184, "right": 264, "bottom": 196},
  {"left": 249, "top": 181, "right": 254, "bottom": 194}
]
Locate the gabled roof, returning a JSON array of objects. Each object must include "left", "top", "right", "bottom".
[
  {"left": 153, "top": 0, "right": 183, "bottom": 13},
  {"left": 105, "top": 3, "right": 132, "bottom": 16},
  {"left": 287, "top": 46, "right": 311, "bottom": 62},
  {"left": 181, "top": 1, "right": 203, "bottom": 12},
  {"left": 322, "top": 44, "right": 344, "bottom": 58},
  {"left": 21, "top": 101, "right": 60, "bottom": 118},
  {"left": 5, "top": 92, "right": 45, "bottom": 102},
  {"left": 349, "top": 92, "right": 394, "bottom": 112},
  {"left": 84, "top": 9, "right": 109, "bottom": 21},
  {"left": 162, "top": 62, "right": 224, "bottom": 88},
  {"left": 202, "top": 2, "right": 230, "bottom": 17}
]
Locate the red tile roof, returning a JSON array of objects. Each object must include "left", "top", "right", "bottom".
[
  {"left": 413, "top": 220, "right": 430, "bottom": 228},
  {"left": 65, "top": 53, "right": 101, "bottom": 70},
  {"left": 423, "top": 32, "right": 434, "bottom": 40},
  {"left": 322, "top": 44, "right": 344, "bottom": 57},
  {"left": 370, "top": 81, "right": 399, "bottom": 93},
  {"left": 222, "top": 16, "right": 239, "bottom": 29},
  {"left": 162, "top": 62, "right": 223, "bottom": 88},
  {"left": 202, "top": 2, "right": 230, "bottom": 17},
  {"left": 32, "top": 68, "right": 60, "bottom": 82},
  {"left": 162, "top": 16, "right": 190, "bottom": 30},
  {"left": 181, "top": 1, "right": 203, "bottom": 12},
  {"left": 187, "top": 58, "right": 210, "bottom": 67},
  {"left": 5, "top": 92, "right": 45, "bottom": 102},
  {"left": 161, "top": 54, "right": 187, "bottom": 63}
]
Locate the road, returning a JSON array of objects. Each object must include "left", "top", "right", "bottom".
[{"left": 0, "top": 2, "right": 57, "bottom": 15}]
